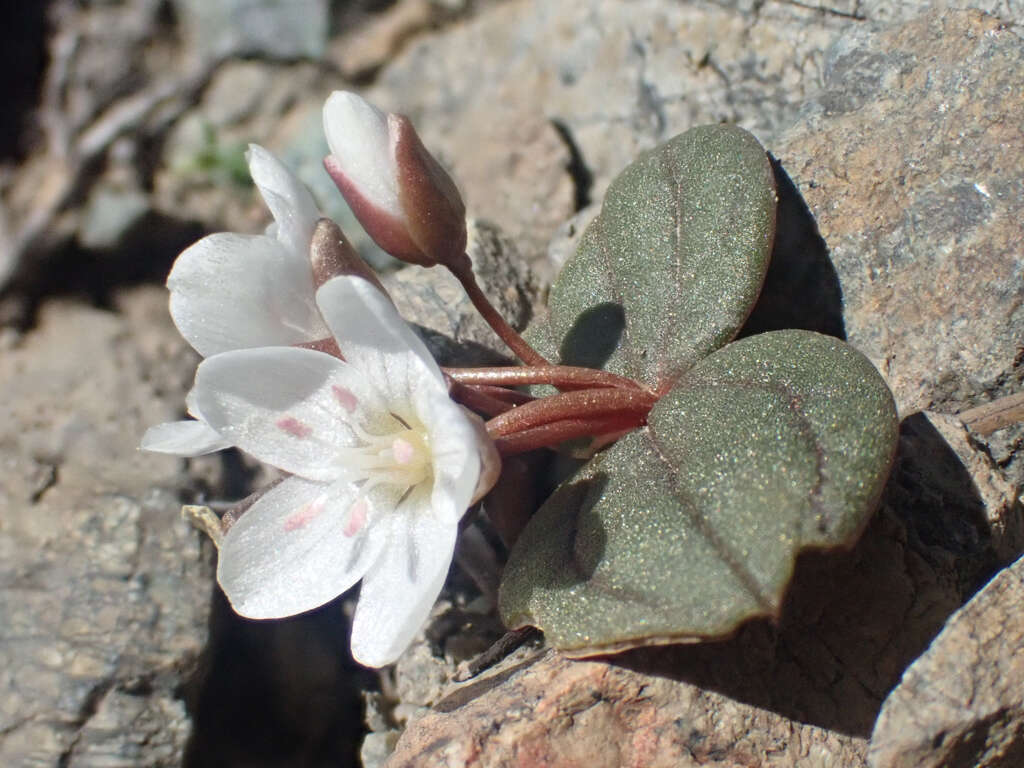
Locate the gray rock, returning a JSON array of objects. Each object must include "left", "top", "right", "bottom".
[
  {"left": 868, "top": 553, "right": 1024, "bottom": 768},
  {"left": 772, "top": 8, "right": 1024, "bottom": 452},
  {"left": 368, "top": 0, "right": 864, "bottom": 265},
  {"left": 173, "top": 0, "right": 329, "bottom": 61},
  {"left": 0, "top": 289, "right": 211, "bottom": 766},
  {"left": 366, "top": 0, "right": 1023, "bottom": 275}
]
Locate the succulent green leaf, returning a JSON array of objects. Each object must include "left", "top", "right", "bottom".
[
  {"left": 499, "top": 330, "right": 898, "bottom": 654},
  {"left": 531, "top": 124, "right": 776, "bottom": 389}
]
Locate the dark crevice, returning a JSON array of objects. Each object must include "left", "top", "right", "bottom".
[
  {"left": 30, "top": 462, "right": 59, "bottom": 504},
  {"left": 550, "top": 119, "right": 594, "bottom": 212},
  {"left": 56, "top": 679, "right": 115, "bottom": 767},
  {"left": 183, "top": 589, "right": 374, "bottom": 768},
  {"left": 0, "top": 0, "right": 50, "bottom": 162},
  {"left": 1, "top": 211, "right": 205, "bottom": 332},
  {"left": 772, "top": 0, "right": 867, "bottom": 19}
]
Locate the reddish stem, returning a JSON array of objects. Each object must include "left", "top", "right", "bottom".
[
  {"left": 448, "top": 380, "right": 519, "bottom": 417},
  {"left": 494, "top": 413, "right": 646, "bottom": 456},
  {"left": 486, "top": 387, "right": 656, "bottom": 438},
  {"left": 462, "top": 382, "right": 535, "bottom": 405},
  {"left": 445, "top": 364, "right": 646, "bottom": 393},
  {"left": 449, "top": 257, "right": 550, "bottom": 367}
]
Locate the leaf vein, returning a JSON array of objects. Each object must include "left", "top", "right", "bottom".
[
  {"left": 597, "top": 218, "right": 642, "bottom": 379},
  {"left": 655, "top": 145, "right": 685, "bottom": 385},
  {"left": 643, "top": 422, "right": 776, "bottom": 614}
]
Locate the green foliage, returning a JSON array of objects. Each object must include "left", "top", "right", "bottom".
[
  {"left": 189, "top": 122, "right": 251, "bottom": 188},
  {"left": 499, "top": 126, "right": 898, "bottom": 654},
  {"left": 528, "top": 125, "right": 777, "bottom": 389}
]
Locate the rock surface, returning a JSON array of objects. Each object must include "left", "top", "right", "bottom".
[
  {"left": 382, "top": 219, "right": 539, "bottom": 366},
  {"left": 869, "top": 553, "right": 1024, "bottom": 768},
  {"left": 774, "top": 9, "right": 1024, "bottom": 419},
  {"left": 0, "top": 289, "right": 211, "bottom": 767},
  {"left": 172, "top": 0, "right": 330, "bottom": 61},
  {"left": 387, "top": 649, "right": 869, "bottom": 768}
]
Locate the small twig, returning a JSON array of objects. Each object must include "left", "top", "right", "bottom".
[
  {"left": 453, "top": 627, "right": 543, "bottom": 682},
  {"left": 958, "top": 392, "right": 1024, "bottom": 435}
]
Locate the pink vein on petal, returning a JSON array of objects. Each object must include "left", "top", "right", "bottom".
[
  {"left": 284, "top": 498, "right": 325, "bottom": 532},
  {"left": 332, "top": 385, "right": 359, "bottom": 413},
  {"left": 277, "top": 416, "right": 313, "bottom": 438},
  {"left": 343, "top": 498, "right": 368, "bottom": 537}
]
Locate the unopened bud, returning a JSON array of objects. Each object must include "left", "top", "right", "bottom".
[
  {"left": 309, "top": 217, "right": 387, "bottom": 294},
  {"left": 322, "top": 91, "right": 467, "bottom": 269}
]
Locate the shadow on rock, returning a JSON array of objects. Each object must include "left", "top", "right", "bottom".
[
  {"left": 610, "top": 413, "right": 998, "bottom": 737},
  {"left": 182, "top": 589, "right": 373, "bottom": 768},
  {"left": 739, "top": 157, "right": 845, "bottom": 340},
  {"left": 3, "top": 209, "right": 204, "bottom": 330}
]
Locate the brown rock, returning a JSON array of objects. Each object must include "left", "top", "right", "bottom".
[
  {"left": 386, "top": 649, "right": 868, "bottom": 768},
  {"left": 868, "top": 554, "right": 1024, "bottom": 768}
]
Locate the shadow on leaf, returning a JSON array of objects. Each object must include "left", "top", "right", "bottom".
[
  {"left": 559, "top": 302, "right": 625, "bottom": 370},
  {"left": 606, "top": 413, "right": 999, "bottom": 737}
]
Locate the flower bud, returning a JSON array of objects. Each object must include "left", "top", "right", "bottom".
[
  {"left": 322, "top": 91, "right": 467, "bottom": 269},
  {"left": 308, "top": 217, "right": 386, "bottom": 293}
]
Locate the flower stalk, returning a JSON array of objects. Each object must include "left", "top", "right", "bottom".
[
  {"left": 446, "top": 253, "right": 550, "bottom": 367},
  {"left": 445, "top": 364, "right": 648, "bottom": 392},
  {"left": 485, "top": 387, "right": 656, "bottom": 439}
]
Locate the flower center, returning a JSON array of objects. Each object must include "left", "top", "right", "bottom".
[{"left": 338, "top": 418, "right": 433, "bottom": 491}]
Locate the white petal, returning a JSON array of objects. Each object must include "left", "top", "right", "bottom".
[
  {"left": 140, "top": 419, "right": 231, "bottom": 456},
  {"left": 191, "top": 346, "right": 392, "bottom": 481},
  {"left": 322, "top": 91, "right": 400, "bottom": 217},
  {"left": 316, "top": 275, "right": 443, "bottom": 413},
  {"left": 169, "top": 232, "right": 328, "bottom": 357},
  {"left": 247, "top": 144, "right": 320, "bottom": 258},
  {"left": 217, "top": 477, "right": 395, "bottom": 619},
  {"left": 349, "top": 489, "right": 457, "bottom": 667},
  {"left": 414, "top": 388, "right": 482, "bottom": 525}
]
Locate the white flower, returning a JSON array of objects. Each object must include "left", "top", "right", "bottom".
[
  {"left": 143, "top": 146, "right": 371, "bottom": 457},
  {"left": 170, "top": 143, "right": 328, "bottom": 357},
  {"left": 323, "top": 91, "right": 467, "bottom": 268},
  {"left": 186, "top": 274, "right": 499, "bottom": 667}
]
